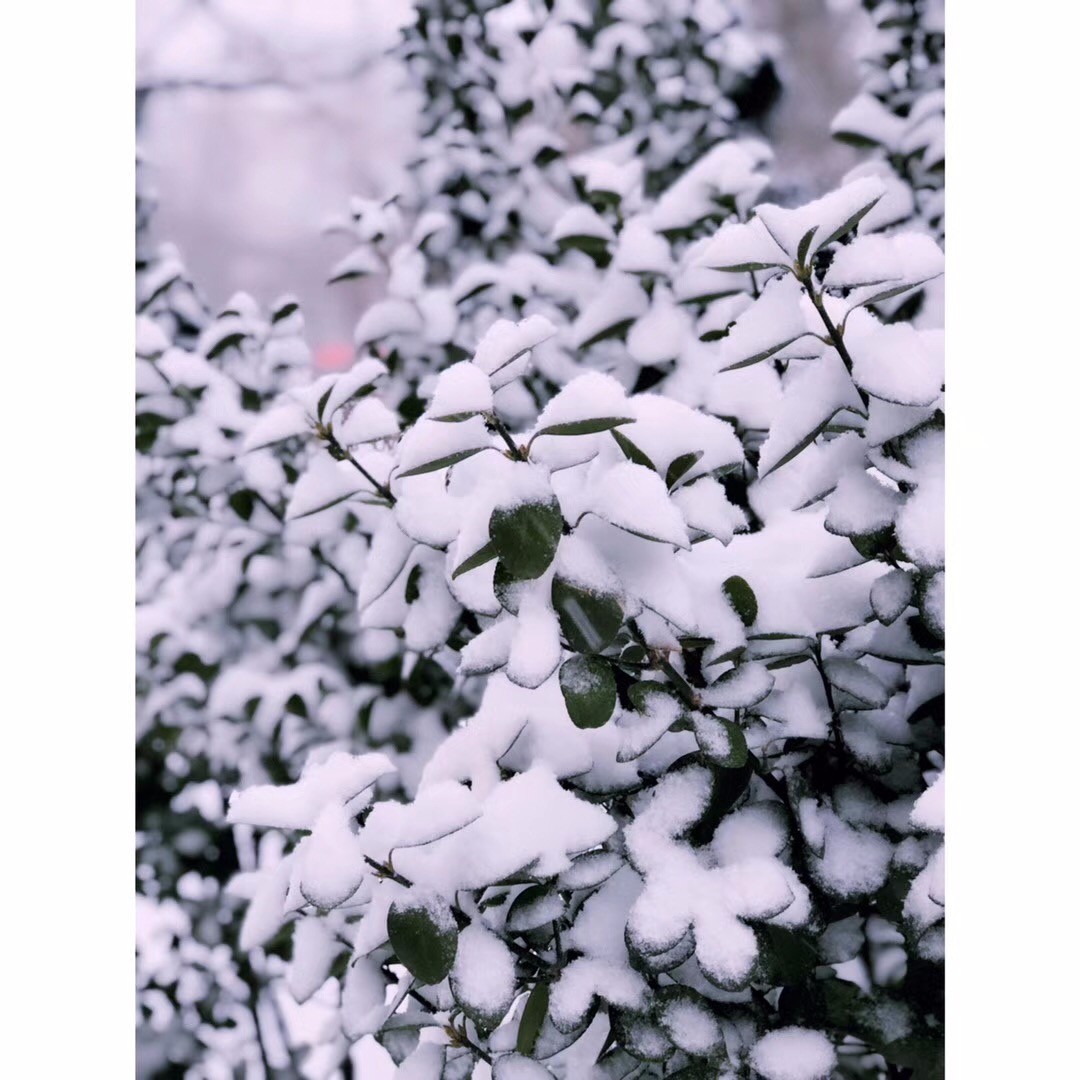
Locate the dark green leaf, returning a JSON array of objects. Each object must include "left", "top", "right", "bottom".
[
  {"left": 316, "top": 386, "right": 334, "bottom": 422},
  {"left": 579, "top": 317, "right": 636, "bottom": 351},
  {"left": 516, "top": 983, "right": 550, "bottom": 1056},
  {"left": 759, "top": 406, "right": 867, "bottom": 478},
  {"left": 452, "top": 540, "right": 499, "bottom": 579},
  {"left": 206, "top": 331, "right": 246, "bottom": 360},
  {"left": 721, "top": 334, "right": 808, "bottom": 371},
  {"left": 559, "top": 655, "right": 617, "bottom": 729},
  {"left": 665, "top": 450, "right": 703, "bottom": 490},
  {"left": 534, "top": 416, "right": 635, "bottom": 439},
  {"left": 694, "top": 715, "right": 748, "bottom": 768},
  {"left": 404, "top": 565, "right": 422, "bottom": 604},
  {"left": 271, "top": 300, "right": 299, "bottom": 323},
  {"left": 493, "top": 561, "right": 525, "bottom": 615},
  {"left": 386, "top": 900, "right": 458, "bottom": 986},
  {"left": 796, "top": 226, "right": 819, "bottom": 269},
  {"left": 228, "top": 489, "right": 255, "bottom": 521},
  {"left": 397, "top": 446, "right": 488, "bottom": 479},
  {"left": 817, "top": 194, "right": 884, "bottom": 249},
  {"left": 689, "top": 759, "right": 754, "bottom": 847},
  {"left": 761, "top": 925, "right": 819, "bottom": 986},
  {"left": 723, "top": 575, "right": 758, "bottom": 627},
  {"left": 610, "top": 428, "right": 656, "bottom": 471},
  {"left": 552, "top": 578, "right": 623, "bottom": 653},
  {"left": 490, "top": 498, "right": 563, "bottom": 581},
  {"left": 708, "top": 259, "right": 788, "bottom": 273}
]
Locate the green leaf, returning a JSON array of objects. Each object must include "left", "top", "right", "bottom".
[
  {"left": 205, "top": 331, "right": 246, "bottom": 360},
  {"left": 559, "top": 655, "right": 617, "bottom": 729},
  {"left": 579, "top": 317, "right": 636, "bottom": 351},
  {"left": 709, "top": 259, "right": 788, "bottom": 273},
  {"left": 796, "top": 225, "right": 819, "bottom": 270},
  {"left": 706, "top": 662, "right": 774, "bottom": 709},
  {"left": 848, "top": 275, "right": 942, "bottom": 312},
  {"left": 761, "top": 925, "right": 819, "bottom": 986},
  {"left": 687, "top": 758, "right": 754, "bottom": 847},
  {"left": 404, "top": 564, "right": 422, "bottom": 604},
  {"left": 516, "top": 983, "right": 550, "bottom": 1056},
  {"left": 817, "top": 194, "right": 884, "bottom": 250},
  {"left": 665, "top": 450, "right": 703, "bottom": 490},
  {"left": 494, "top": 561, "right": 525, "bottom": 615},
  {"left": 884, "top": 1034, "right": 945, "bottom": 1080},
  {"left": 397, "top": 446, "right": 488, "bottom": 479},
  {"left": 628, "top": 680, "right": 684, "bottom": 719},
  {"left": 431, "top": 411, "right": 484, "bottom": 423},
  {"left": 228, "top": 489, "right": 255, "bottom": 521},
  {"left": 386, "top": 899, "right": 458, "bottom": 986},
  {"left": 723, "top": 575, "right": 758, "bottom": 627},
  {"left": 271, "top": 300, "right": 299, "bottom": 323},
  {"left": 759, "top": 406, "right": 867, "bottom": 478},
  {"left": 490, "top": 498, "right": 563, "bottom": 581},
  {"left": 557, "top": 235, "right": 612, "bottom": 257},
  {"left": 722, "top": 334, "right": 808, "bottom": 371},
  {"left": 611, "top": 428, "right": 657, "bottom": 471},
  {"left": 534, "top": 416, "right": 635, "bottom": 439},
  {"left": 552, "top": 578, "right": 623, "bottom": 653},
  {"left": 316, "top": 386, "right": 334, "bottom": 422},
  {"left": 452, "top": 540, "right": 499, "bottom": 579},
  {"left": 694, "top": 715, "right": 748, "bottom": 768}
]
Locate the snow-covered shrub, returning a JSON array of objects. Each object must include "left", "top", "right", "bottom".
[
  {"left": 831, "top": 0, "right": 945, "bottom": 240},
  {"left": 327, "top": 0, "right": 777, "bottom": 418},
  {"left": 135, "top": 253, "right": 481, "bottom": 1071},
  {"left": 224, "top": 176, "right": 944, "bottom": 1079}
]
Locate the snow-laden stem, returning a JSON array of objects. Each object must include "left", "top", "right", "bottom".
[
  {"left": 627, "top": 620, "right": 697, "bottom": 706},
  {"left": 802, "top": 274, "right": 871, "bottom": 411},
  {"left": 312, "top": 544, "right": 354, "bottom": 594},
  {"left": 322, "top": 430, "right": 396, "bottom": 505},
  {"left": 811, "top": 641, "right": 847, "bottom": 755},
  {"left": 487, "top": 413, "right": 528, "bottom": 462},
  {"left": 445, "top": 1018, "right": 493, "bottom": 1064}
]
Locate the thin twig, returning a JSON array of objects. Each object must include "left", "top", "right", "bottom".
[
  {"left": 324, "top": 431, "right": 396, "bottom": 505},
  {"left": 487, "top": 414, "right": 528, "bottom": 461}
]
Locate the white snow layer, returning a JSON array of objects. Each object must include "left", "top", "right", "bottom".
[{"left": 751, "top": 1027, "right": 838, "bottom": 1080}]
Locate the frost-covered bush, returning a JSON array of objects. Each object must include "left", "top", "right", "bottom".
[
  {"left": 328, "top": 0, "right": 777, "bottom": 416},
  {"left": 135, "top": 249, "right": 479, "bottom": 1072},
  {"left": 222, "top": 176, "right": 945, "bottom": 1079},
  {"left": 831, "top": 0, "right": 944, "bottom": 240},
  {"left": 139, "top": 4, "right": 946, "bottom": 1076}
]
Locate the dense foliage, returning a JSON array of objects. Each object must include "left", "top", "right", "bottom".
[{"left": 136, "top": 3, "right": 945, "bottom": 1078}]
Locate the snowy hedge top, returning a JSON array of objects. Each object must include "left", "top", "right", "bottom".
[{"left": 220, "top": 175, "right": 944, "bottom": 1078}]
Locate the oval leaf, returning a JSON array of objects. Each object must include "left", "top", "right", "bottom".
[
  {"left": 722, "top": 575, "right": 758, "bottom": 627},
  {"left": 490, "top": 498, "right": 563, "bottom": 581},
  {"left": 552, "top": 578, "right": 623, "bottom": 654},
  {"left": 559, "top": 655, "right": 617, "bottom": 729},
  {"left": 386, "top": 897, "right": 458, "bottom": 986}
]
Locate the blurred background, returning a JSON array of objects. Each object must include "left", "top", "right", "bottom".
[{"left": 136, "top": 0, "right": 869, "bottom": 357}]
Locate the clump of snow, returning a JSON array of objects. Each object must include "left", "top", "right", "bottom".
[
  {"left": 428, "top": 361, "right": 493, "bottom": 420},
  {"left": 586, "top": 461, "right": 691, "bottom": 548},
  {"left": 715, "top": 274, "right": 811, "bottom": 372},
  {"left": 911, "top": 772, "right": 945, "bottom": 833},
  {"left": 473, "top": 315, "right": 557, "bottom": 384},
  {"left": 227, "top": 751, "right": 395, "bottom": 830},
  {"left": 847, "top": 311, "right": 944, "bottom": 407},
  {"left": 451, "top": 923, "right": 516, "bottom": 1022},
  {"left": 750, "top": 1027, "right": 837, "bottom": 1080},
  {"left": 812, "top": 813, "right": 892, "bottom": 898}
]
